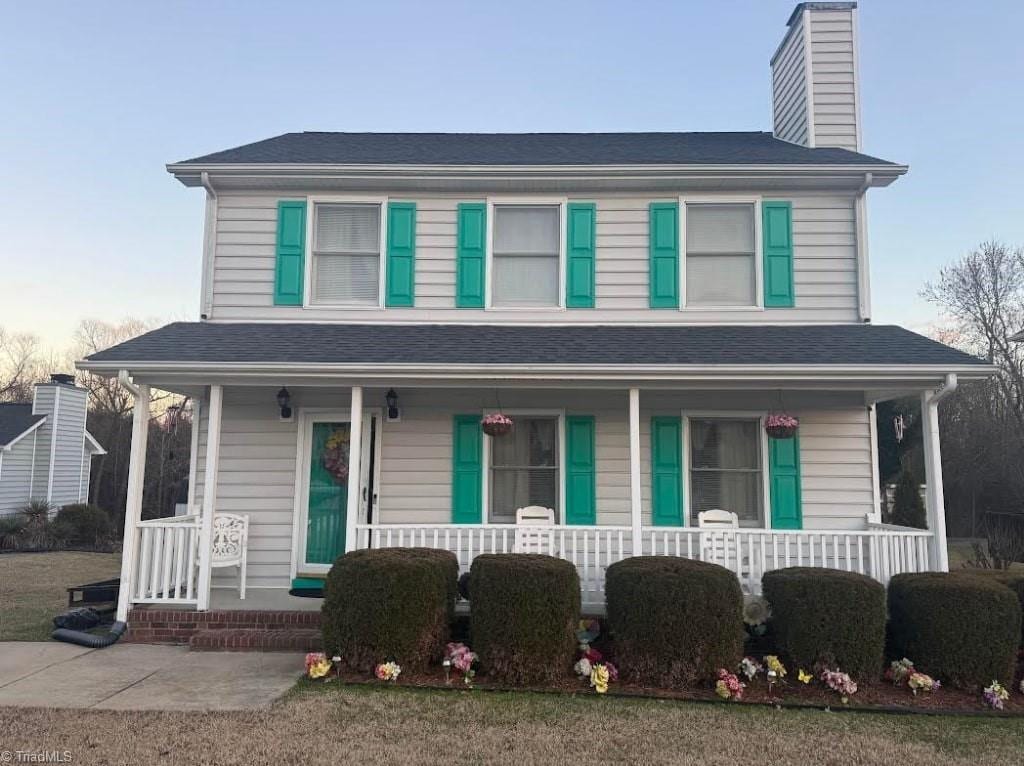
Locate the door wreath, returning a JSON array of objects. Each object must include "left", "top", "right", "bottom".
[{"left": 322, "top": 428, "right": 350, "bottom": 484}]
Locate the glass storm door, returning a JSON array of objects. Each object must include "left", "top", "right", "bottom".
[{"left": 300, "top": 412, "right": 379, "bottom": 572}]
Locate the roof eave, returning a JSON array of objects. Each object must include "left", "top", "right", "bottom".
[
  {"left": 0, "top": 416, "right": 46, "bottom": 452},
  {"left": 166, "top": 162, "right": 907, "bottom": 189}
]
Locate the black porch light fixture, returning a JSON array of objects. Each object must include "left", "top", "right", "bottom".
[
  {"left": 385, "top": 388, "right": 399, "bottom": 420},
  {"left": 276, "top": 387, "right": 292, "bottom": 420}
]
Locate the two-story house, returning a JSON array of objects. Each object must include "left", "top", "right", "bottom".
[{"left": 81, "top": 2, "right": 991, "bottom": 624}]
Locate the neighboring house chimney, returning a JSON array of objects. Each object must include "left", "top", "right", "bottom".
[
  {"left": 30, "top": 374, "right": 90, "bottom": 505},
  {"left": 771, "top": 2, "right": 860, "bottom": 151}
]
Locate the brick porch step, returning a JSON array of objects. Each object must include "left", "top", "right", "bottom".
[
  {"left": 125, "top": 608, "right": 321, "bottom": 648},
  {"left": 189, "top": 627, "right": 322, "bottom": 652}
]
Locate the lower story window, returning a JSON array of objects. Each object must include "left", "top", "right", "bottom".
[
  {"left": 489, "top": 416, "right": 559, "bottom": 523},
  {"left": 689, "top": 418, "right": 763, "bottom": 526}
]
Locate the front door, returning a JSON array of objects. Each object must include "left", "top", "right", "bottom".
[{"left": 297, "top": 411, "right": 379, "bottom": 574}]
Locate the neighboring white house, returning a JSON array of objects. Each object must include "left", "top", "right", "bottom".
[
  {"left": 80, "top": 1, "right": 993, "bottom": 620},
  {"left": 0, "top": 375, "right": 105, "bottom": 516}
]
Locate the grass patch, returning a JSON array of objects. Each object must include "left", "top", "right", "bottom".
[
  {"left": 1, "top": 683, "right": 1022, "bottom": 765},
  {"left": 0, "top": 551, "right": 120, "bottom": 641}
]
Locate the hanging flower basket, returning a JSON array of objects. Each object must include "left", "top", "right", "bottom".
[
  {"left": 322, "top": 429, "right": 350, "bottom": 484},
  {"left": 765, "top": 413, "right": 799, "bottom": 440},
  {"left": 481, "top": 412, "right": 514, "bottom": 437}
]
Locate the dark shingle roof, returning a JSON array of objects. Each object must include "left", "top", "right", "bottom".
[
  {"left": 84, "top": 323, "right": 986, "bottom": 369},
  {"left": 174, "top": 132, "right": 897, "bottom": 168},
  {"left": 0, "top": 404, "right": 44, "bottom": 447}
]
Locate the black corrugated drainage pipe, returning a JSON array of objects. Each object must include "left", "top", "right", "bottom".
[{"left": 51, "top": 621, "right": 127, "bottom": 648}]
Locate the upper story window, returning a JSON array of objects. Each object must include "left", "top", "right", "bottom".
[
  {"left": 685, "top": 203, "right": 756, "bottom": 307},
  {"left": 492, "top": 205, "right": 560, "bottom": 308},
  {"left": 311, "top": 203, "right": 381, "bottom": 306},
  {"left": 689, "top": 417, "right": 764, "bottom": 526}
]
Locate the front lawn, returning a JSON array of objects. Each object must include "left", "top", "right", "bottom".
[
  {"left": 1, "top": 684, "right": 1022, "bottom": 765},
  {"left": 0, "top": 551, "right": 120, "bottom": 640}
]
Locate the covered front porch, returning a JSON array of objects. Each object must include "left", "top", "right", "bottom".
[{"left": 113, "top": 378, "right": 955, "bottom": 615}]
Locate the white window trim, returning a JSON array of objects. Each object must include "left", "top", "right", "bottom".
[
  {"left": 480, "top": 408, "right": 566, "bottom": 523},
  {"left": 679, "top": 196, "right": 764, "bottom": 311},
  {"left": 303, "top": 195, "right": 389, "bottom": 310},
  {"left": 485, "top": 196, "right": 568, "bottom": 311},
  {"left": 682, "top": 410, "right": 771, "bottom": 529}
]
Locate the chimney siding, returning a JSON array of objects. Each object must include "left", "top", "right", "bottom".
[
  {"left": 772, "top": 2, "right": 860, "bottom": 151},
  {"left": 30, "top": 381, "right": 90, "bottom": 506}
]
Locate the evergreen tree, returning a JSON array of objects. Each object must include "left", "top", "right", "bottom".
[{"left": 892, "top": 468, "right": 927, "bottom": 529}]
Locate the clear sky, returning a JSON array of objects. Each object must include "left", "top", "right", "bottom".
[{"left": 2, "top": 0, "right": 1022, "bottom": 346}]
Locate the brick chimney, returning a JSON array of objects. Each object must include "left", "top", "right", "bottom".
[{"left": 771, "top": 2, "right": 860, "bottom": 151}]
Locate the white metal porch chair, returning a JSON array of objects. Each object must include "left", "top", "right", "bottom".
[
  {"left": 513, "top": 506, "right": 556, "bottom": 554},
  {"left": 210, "top": 513, "right": 250, "bottom": 600}
]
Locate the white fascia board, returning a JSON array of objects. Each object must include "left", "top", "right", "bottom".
[
  {"left": 1, "top": 416, "right": 46, "bottom": 452},
  {"left": 166, "top": 162, "right": 908, "bottom": 188},
  {"left": 84, "top": 430, "right": 107, "bottom": 455}
]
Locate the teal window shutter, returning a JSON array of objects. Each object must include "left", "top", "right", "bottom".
[
  {"left": 385, "top": 202, "right": 416, "bottom": 307},
  {"left": 769, "top": 434, "right": 803, "bottom": 529},
  {"left": 456, "top": 203, "right": 486, "bottom": 308},
  {"left": 274, "top": 200, "right": 306, "bottom": 305},
  {"left": 566, "top": 202, "right": 596, "bottom": 308},
  {"left": 763, "top": 201, "right": 795, "bottom": 308},
  {"left": 649, "top": 202, "right": 679, "bottom": 308},
  {"left": 565, "top": 416, "right": 596, "bottom": 525},
  {"left": 651, "top": 417, "right": 683, "bottom": 526},
  {"left": 451, "top": 415, "right": 482, "bottom": 523}
]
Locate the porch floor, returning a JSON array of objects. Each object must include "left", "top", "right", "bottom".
[{"left": 209, "top": 587, "right": 322, "bottom": 612}]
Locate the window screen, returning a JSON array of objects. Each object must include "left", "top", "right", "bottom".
[
  {"left": 312, "top": 203, "right": 381, "bottom": 305},
  {"left": 685, "top": 203, "right": 756, "bottom": 307},
  {"left": 489, "top": 416, "right": 558, "bottom": 523},
  {"left": 689, "top": 418, "right": 763, "bottom": 525},
  {"left": 492, "top": 205, "right": 559, "bottom": 307}
]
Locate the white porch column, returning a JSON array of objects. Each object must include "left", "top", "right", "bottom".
[
  {"left": 196, "top": 384, "right": 223, "bottom": 611},
  {"left": 344, "top": 385, "right": 363, "bottom": 553},
  {"left": 115, "top": 383, "right": 150, "bottom": 622},
  {"left": 921, "top": 375, "right": 957, "bottom": 572},
  {"left": 629, "top": 387, "right": 643, "bottom": 556}
]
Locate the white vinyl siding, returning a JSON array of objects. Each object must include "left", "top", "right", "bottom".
[
  {"left": 0, "top": 437, "right": 36, "bottom": 515},
  {"left": 189, "top": 387, "right": 876, "bottom": 589},
  {"left": 809, "top": 9, "right": 859, "bottom": 151},
  {"left": 48, "top": 387, "right": 89, "bottom": 507},
  {"left": 208, "top": 192, "right": 860, "bottom": 324},
  {"left": 771, "top": 14, "right": 809, "bottom": 145}
]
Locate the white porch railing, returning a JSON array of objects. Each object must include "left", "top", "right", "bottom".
[
  {"left": 132, "top": 514, "right": 202, "bottom": 605},
  {"left": 354, "top": 522, "right": 935, "bottom": 605}
]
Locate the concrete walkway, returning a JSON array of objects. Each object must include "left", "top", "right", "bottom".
[{"left": 0, "top": 642, "right": 304, "bottom": 711}]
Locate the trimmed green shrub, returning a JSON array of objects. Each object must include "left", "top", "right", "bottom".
[
  {"left": 888, "top": 572, "right": 1021, "bottom": 688},
  {"left": 322, "top": 547, "right": 458, "bottom": 672},
  {"left": 762, "top": 567, "right": 885, "bottom": 679},
  {"left": 606, "top": 556, "right": 743, "bottom": 686},
  {"left": 953, "top": 569, "right": 1024, "bottom": 647},
  {"left": 470, "top": 554, "right": 580, "bottom": 685},
  {"left": 51, "top": 504, "right": 114, "bottom": 547}
]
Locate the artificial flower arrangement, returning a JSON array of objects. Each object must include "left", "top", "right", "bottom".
[
  {"left": 886, "top": 658, "right": 940, "bottom": 696},
  {"left": 375, "top": 661, "right": 402, "bottom": 682},
  {"left": 983, "top": 680, "right": 1009, "bottom": 710},
  {"left": 765, "top": 412, "right": 799, "bottom": 439},
  {"left": 444, "top": 642, "right": 478, "bottom": 686},
  {"left": 742, "top": 596, "right": 772, "bottom": 637},
  {"left": 739, "top": 656, "right": 763, "bottom": 682},
  {"left": 819, "top": 668, "right": 858, "bottom": 704},
  {"left": 481, "top": 412, "right": 514, "bottom": 437},
  {"left": 305, "top": 652, "right": 332, "bottom": 679},
  {"left": 715, "top": 669, "right": 745, "bottom": 701},
  {"left": 764, "top": 655, "right": 787, "bottom": 681},
  {"left": 574, "top": 620, "right": 617, "bottom": 694}
]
